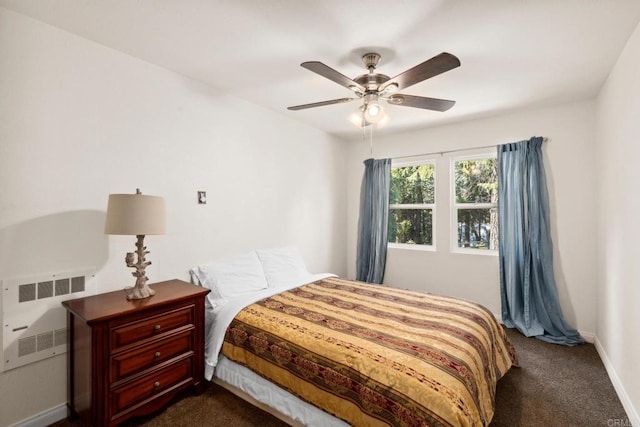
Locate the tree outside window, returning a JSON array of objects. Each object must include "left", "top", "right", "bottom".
[
  {"left": 453, "top": 156, "right": 498, "bottom": 251},
  {"left": 388, "top": 162, "right": 435, "bottom": 246}
]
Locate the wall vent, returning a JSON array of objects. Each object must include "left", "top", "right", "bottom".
[{"left": 2, "top": 269, "right": 97, "bottom": 371}]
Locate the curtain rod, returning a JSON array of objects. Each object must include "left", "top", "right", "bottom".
[
  {"left": 391, "top": 143, "right": 498, "bottom": 160},
  {"left": 391, "top": 137, "right": 548, "bottom": 160}
]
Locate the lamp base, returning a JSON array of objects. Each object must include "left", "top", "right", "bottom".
[
  {"left": 123, "top": 234, "right": 156, "bottom": 300},
  {"left": 124, "top": 283, "right": 156, "bottom": 300}
]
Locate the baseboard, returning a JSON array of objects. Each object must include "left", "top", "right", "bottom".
[
  {"left": 595, "top": 337, "right": 639, "bottom": 427},
  {"left": 7, "top": 403, "right": 67, "bottom": 427},
  {"left": 579, "top": 329, "right": 595, "bottom": 343}
]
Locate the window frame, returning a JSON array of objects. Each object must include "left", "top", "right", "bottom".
[
  {"left": 450, "top": 153, "right": 499, "bottom": 256},
  {"left": 387, "top": 158, "right": 437, "bottom": 251}
]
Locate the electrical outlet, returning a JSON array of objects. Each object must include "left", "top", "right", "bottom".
[{"left": 197, "top": 191, "right": 206, "bottom": 204}]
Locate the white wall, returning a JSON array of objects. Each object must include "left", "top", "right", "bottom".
[
  {"left": 346, "top": 101, "right": 597, "bottom": 338},
  {"left": 595, "top": 20, "right": 640, "bottom": 426},
  {"left": 0, "top": 8, "right": 347, "bottom": 426}
]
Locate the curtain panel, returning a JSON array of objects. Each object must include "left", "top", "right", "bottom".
[
  {"left": 356, "top": 158, "right": 391, "bottom": 284},
  {"left": 498, "top": 137, "right": 583, "bottom": 346}
]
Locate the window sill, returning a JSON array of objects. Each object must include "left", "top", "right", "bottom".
[
  {"left": 387, "top": 243, "right": 436, "bottom": 252},
  {"left": 451, "top": 248, "right": 498, "bottom": 256}
]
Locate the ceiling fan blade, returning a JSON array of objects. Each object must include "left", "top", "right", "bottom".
[
  {"left": 386, "top": 94, "right": 456, "bottom": 112},
  {"left": 383, "top": 52, "right": 460, "bottom": 91},
  {"left": 287, "top": 97, "right": 356, "bottom": 111},
  {"left": 301, "top": 61, "right": 366, "bottom": 93}
]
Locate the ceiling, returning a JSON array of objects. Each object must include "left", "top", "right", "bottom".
[{"left": 2, "top": 0, "right": 640, "bottom": 140}]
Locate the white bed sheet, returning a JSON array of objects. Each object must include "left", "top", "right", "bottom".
[{"left": 215, "top": 354, "right": 348, "bottom": 427}]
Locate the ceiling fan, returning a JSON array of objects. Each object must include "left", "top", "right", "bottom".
[{"left": 287, "top": 52, "right": 461, "bottom": 124}]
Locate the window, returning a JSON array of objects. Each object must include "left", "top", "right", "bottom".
[
  {"left": 388, "top": 161, "right": 435, "bottom": 247},
  {"left": 452, "top": 155, "right": 498, "bottom": 252}
]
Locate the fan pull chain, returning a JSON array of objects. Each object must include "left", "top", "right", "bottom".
[
  {"left": 369, "top": 123, "right": 374, "bottom": 157},
  {"left": 360, "top": 109, "right": 374, "bottom": 157}
]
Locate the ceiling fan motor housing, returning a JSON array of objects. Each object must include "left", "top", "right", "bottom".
[{"left": 354, "top": 73, "right": 390, "bottom": 92}]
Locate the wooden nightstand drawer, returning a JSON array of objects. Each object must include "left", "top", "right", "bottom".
[
  {"left": 110, "top": 305, "right": 194, "bottom": 350},
  {"left": 110, "top": 328, "right": 194, "bottom": 383},
  {"left": 110, "top": 356, "right": 193, "bottom": 419}
]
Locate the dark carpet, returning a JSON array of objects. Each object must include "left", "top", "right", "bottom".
[
  {"left": 51, "top": 329, "right": 629, "bottom": 426},
  {"left": 491, "top": 329, "right": 629, "bottom": 426}
]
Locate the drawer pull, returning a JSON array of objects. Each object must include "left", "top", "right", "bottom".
[
  {"left": 154, "top": 381, "right": 160, "bottom": 388},
  {"left": 154, "top": 351, "right": 161, "bottom": 358},
  {"left": 154, "top": 325, "right": 161, "bottom": 331}
]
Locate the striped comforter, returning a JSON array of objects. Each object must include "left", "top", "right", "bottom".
[{"left": 222, "top": 277, "right": 516, "bottom": 426}]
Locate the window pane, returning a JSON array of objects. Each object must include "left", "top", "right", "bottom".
[
  {"left": 454, "top": 159, "right": 497, "bottom": 203},
  {"left": 390, "top": 164, "right": 435, "bottom": 204},
  {"left": 456, "top": 208, "right": 498, "bottom": 250},
  {"left": 388, "top": 209, "right": 433, "bottom": 245}
]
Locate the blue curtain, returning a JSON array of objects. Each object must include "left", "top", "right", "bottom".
[
  {"left": 356, "top": 158, "right": 391, "bottom": 284},
  {"left": 498, "top": 137, "right": 583, "bottom": 346}
]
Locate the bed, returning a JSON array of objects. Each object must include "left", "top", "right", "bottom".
[{"left": 190, "top": 248, "right": 516, "bottom": 427}]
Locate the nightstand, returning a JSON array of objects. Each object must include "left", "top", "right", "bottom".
[{"left": 62, "top": 279, "right": 210, "bottom": 427}]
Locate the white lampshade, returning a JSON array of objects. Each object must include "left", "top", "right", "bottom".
[{"left": 104, "top": 191, "right": 166, "bottom": 236}]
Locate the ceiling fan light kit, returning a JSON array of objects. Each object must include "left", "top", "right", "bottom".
[
  {"left": 288, "top": 51, "right": 461, "bottom": 127},
  {"left": 363, "top": 94, "right": 384, "bottom": 124}
]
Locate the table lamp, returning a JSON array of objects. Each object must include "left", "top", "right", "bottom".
[{"left": 104, "top": 189, "right": 166, "bottom": 300}]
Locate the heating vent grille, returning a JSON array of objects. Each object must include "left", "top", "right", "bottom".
[
  {"left": 38, "top": 281, "right": 53, "bottom": 299},
  {"left": 2, "top": 269, "right": 96, "bottom": 371},
  {"left": 18, "top": 284, "right": 36, "bottom": 302},
  {"left": 17, "top": 276, "right": 86, "bottom": 303},
  {"left": 18, "top": 336, "right": 36, "bottom": 358}
]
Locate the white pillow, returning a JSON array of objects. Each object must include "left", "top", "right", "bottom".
[
  {"left": 190, "top": 251, "right": 268, "bottom": 309},
  {"left": 256, "top": 246, "right": 310, "bottom": 288}
]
